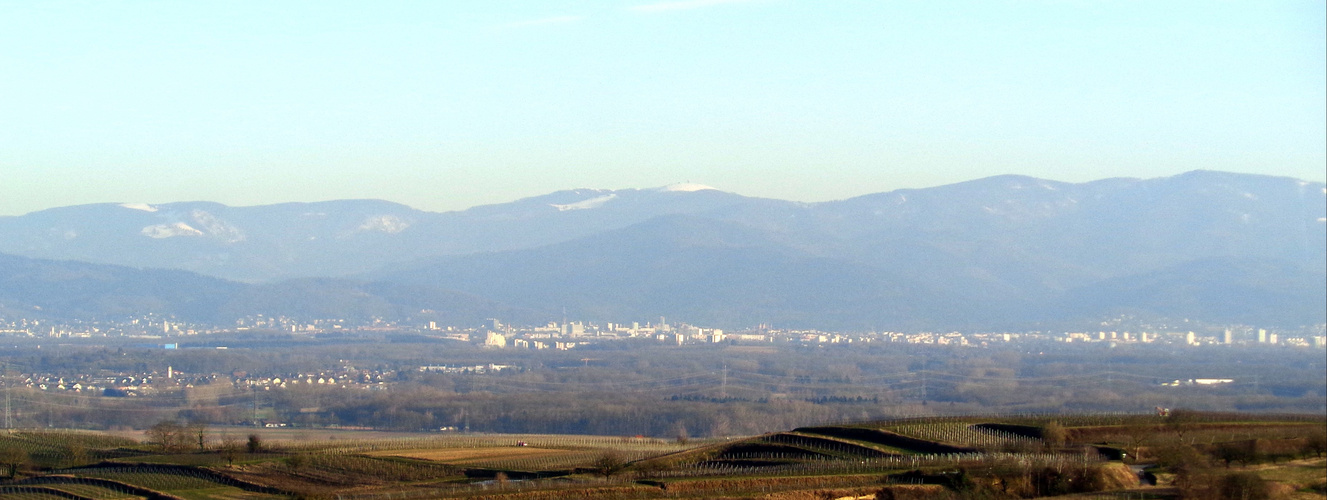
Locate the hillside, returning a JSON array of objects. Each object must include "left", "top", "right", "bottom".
[
  {"left": 3, "top": 412, "right": 1321, "bottom": 499},
  {"left": 0, "top": 253, "right": 535, "bottom": 325}
]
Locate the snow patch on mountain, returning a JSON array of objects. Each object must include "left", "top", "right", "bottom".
[
  {"left": 119, "top": 203, "right": 158, "bottom": 212},
  {"left": 657, "top": 183, "right": 716, "bottom": 192},
  {"left": 190, "top": 210, "right": 246, "bottom": 243},
  {"left": 552, "top": 193, "right": 618, "bottom": 211},
  {"left": 357, "top": 215, "right": 410, "bottom": 233},
  {"left": 142, "top": 222, "right": 204, "bottom": 238}
]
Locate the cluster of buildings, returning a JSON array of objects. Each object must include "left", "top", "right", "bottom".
[
  {"left": 6, "top": 369, "right": 213, "bottom": 396},
  {"left": 466, "top": 320, "right": 1326, "bottom": 351},
  {"left": 1, "top": 314, "right": 1323, "bottom": 351},
  {"left": 232, "top": 368, "right": 393, "bottom": 391},
  {"left": 5, "top": 364, "right": 403, "bottom": 397}
]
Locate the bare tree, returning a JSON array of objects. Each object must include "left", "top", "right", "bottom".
[
  {"left": 187, "top": 420, "right": 209, "bottom": 451},
  {"left": 1121, "top": 421, "right": 1155, "bottom": 461},
  {"left": 146, "top": 420, "right": 189, "bottom": 452},
  {"left": 220, "top": 436, "right": 241, "bottom": 467},
  {"left": 592, "top": 451, "right": 627, "bottom": 478},
  {"left": 1165, "top": 409, "right": 1200, "bottom": 444},
  {"left": 0, "top": 446, "right": 28, "bottom": 478},
  {"left": 1304, "top": 431, "right": 1327, "bottom": 458}
]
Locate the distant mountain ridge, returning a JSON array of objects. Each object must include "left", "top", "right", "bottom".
[
  {"left": 0, "top": 186, "right": 749, "bottom": 282},
  {"left": 1, "top": 171, "right": 1322, "bottom": 329}
]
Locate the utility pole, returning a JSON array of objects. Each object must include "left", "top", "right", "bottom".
[
  {"left": 251, "top": 385, "right": 259, "bottom": 426},
  {"left": 4, "top": 391, "right": 10, "bottom": 431},
  {"left": 720, "top": 363, "right": 728, "bottom": 399}
]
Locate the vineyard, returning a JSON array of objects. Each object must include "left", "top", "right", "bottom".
[
  {"left": 0, "top": 431, "right": 142, "bottom": 469},
  {"left": 884, "top": 421, "right": 1041, "bottom": 449},
  {"left": 283, "top": 433, "right": 703, "bottom": 455},
  {"left": 0, "top": 412, "right": 1321, "bottom": 499}
]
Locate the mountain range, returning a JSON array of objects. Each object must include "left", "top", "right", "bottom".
[{"left": 1, "top": 171, "right": 1322, "bottom": 330}]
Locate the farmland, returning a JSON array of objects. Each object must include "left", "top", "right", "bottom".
[{"left": 0, "top": 412, "right": 1322, "bottom": 499}]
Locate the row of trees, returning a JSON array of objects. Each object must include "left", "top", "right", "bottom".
[
  {"left": 145, "top": 419, "right": 265, "bottom": 468},
  {"left": 144, "top": 420, "right": 209, "bottom": 452},
  {"left": 1156, "top": 445, "right": 1276, "bottom": 500},
  {"left": 3, "top": 339, "right": 1324, "bottom": 434}
]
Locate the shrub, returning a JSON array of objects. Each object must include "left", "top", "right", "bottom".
[
  {"left": 286, "top": 454, "right": 308, "bottom": 470},
  {"left": 1301, "top": 431, "right": 1325, "bottom": 458},
  {"left": 1214, "top": 442, "right": 1255, "bottom": 468},
  {"left": 1040, "top": 422, "right": 1066, "bottom": 449},
  {"left": 1156, "top": 444, "right": 1208, "bottom": 473},
  {"left": 1217, "top": 472, "right": 1269, "bottom": 500},
  {"left": 0, "top": 446, "right": 28, "bottom": 478}
]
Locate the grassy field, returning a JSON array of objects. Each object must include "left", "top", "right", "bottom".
[
  {"left": 107, "top": 425, "right": 437, "bottom": 442},
  {"left": 36, "top": 483, "right": 147, "bottom": 499},
  {"left": 373, "top": 446, "right": 569, "bottom": 462},
  {"left": 1252, "top": 457, "right": 1327, "bottom": 499}
]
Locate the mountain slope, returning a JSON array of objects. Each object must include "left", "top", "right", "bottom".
[
  {"left": 377, "top": 215, "right": 1015, "bottom": 330},
  {"left": 1057, "top": 257, "right": 1326, "bottom": 326},
  {"left": 0, "top": 253, "right": 533, "bottom": 325}
]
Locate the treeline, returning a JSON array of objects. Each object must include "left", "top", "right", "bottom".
[{"left": 0, "top": 340, "right": 1323, "bottom": 435}]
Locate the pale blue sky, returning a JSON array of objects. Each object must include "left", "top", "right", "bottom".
[{"left": 2, "top": 0, "right": 1323, "bottom": 215}]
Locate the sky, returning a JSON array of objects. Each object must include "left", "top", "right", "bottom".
[{"left": 1, "top": 0, "right": 1324, "bottom": 215}]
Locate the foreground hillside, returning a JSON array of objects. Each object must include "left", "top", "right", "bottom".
[{"left": 1, "top": 412, "right": 1322, "bottom": 499}]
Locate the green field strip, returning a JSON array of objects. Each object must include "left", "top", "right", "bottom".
[
  {"left": 0, "top": 491, "right": 80, "bottom": 500},
  {"left": 782, "top": 430, "right": 912, "bottom": 456},
  {"left": 169, "top": 487, "right": 285, "bottom": 500},
  {"left": 40, "top": 483, "right": 146, "bottom": 500}
]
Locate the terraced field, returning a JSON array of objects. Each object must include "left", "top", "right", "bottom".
[
  {"left": 884, "top": 420, "right": 1040, "bottom": 448},
  {"left": 0, "top": 431, "right": 142, "bottom": 468},
  {"left": 0, "top": 413, "right": 1320, "bottom": 499}
]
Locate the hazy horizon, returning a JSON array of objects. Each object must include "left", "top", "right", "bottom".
[
  {"left": 4, "top": 168, "right": 1324, "bottom": 216},
  {"left": 3, "top": 1, "right": 1324, "bottom": 216}
]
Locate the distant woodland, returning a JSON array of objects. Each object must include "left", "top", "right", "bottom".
[{"left": 1, "top": 338, "right": 1321, "bottom": 436}]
